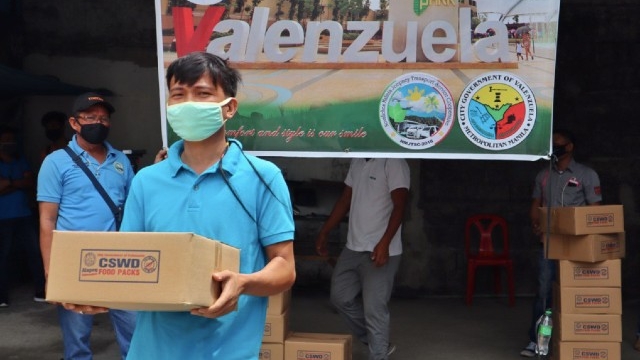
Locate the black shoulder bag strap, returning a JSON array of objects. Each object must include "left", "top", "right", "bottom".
[{"left": 63, "top": 146, "right": 122, "bottom": 230}]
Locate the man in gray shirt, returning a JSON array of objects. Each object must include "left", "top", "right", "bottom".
[{"left": 520, "top": 128, "right": 601, "bottom": 357}]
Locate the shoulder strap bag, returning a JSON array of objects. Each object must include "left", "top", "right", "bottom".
[{"left": 63, "top": 146, "right": 122, "bottom": 230}]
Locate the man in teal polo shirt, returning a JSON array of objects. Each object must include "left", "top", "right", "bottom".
[
  {"left": 38, "top": 93, "right": 136, "bottom": 360},
  {"left": 119, "top": 52, "right": 296, "bottom": 359}
]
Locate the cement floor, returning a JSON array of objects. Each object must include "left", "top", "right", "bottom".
[{"left": 1, "top": 284, "right": 639, "bottom": 359}]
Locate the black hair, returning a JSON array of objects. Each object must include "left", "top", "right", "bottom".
[
  {"left": 553, "top": 128, "right": 576, "bottom": 146},
  {"left": 165, "top": 52, "right": 241, "bottom": 97},
  {"left": 41, "top": 111, "right": 67, "bottom": 126}
]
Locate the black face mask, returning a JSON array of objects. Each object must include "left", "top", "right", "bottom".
[
  {"left": 45, "top": 128, "right": 64, "bottom": 142},
  {"left": 79, "top": 123, "right": 109, "bottom": 144},
  {"left": 552, "top": 144, "right": 568, "bottom": 158}
]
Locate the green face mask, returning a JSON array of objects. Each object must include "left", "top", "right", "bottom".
[{"left": 166, "top": 98, "right": 232, "bottom": 141}]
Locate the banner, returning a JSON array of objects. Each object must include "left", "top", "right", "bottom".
[{"left": 155, "top": 0, "right": 560, "bottom": 160}]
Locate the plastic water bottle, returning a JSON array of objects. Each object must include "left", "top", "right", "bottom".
[{"left": 536, "top": 309, "right": 553, "bottom": 356}]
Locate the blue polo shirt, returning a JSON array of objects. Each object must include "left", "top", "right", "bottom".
[
  {"left": 121, "top": 139, "right": 294, "bottom": 360},
  {"left": 37, "top": 135, "right": 134, "bottom": 231},
  {"left": 0, "top": 156, "right": 32, "bottom": 220}
]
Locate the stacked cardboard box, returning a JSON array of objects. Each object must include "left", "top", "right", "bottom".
[
  {"left": 542, "top": 205, "right": 624, "bottom": 360},
  {"left": 260, "top": 289, "right": 352, "bottom": 360},
  {"left": 260, "top": 289, "right": 291, "bottom": 360},
  {"left": 284, "top": 332, "right": 352, "bottom": 360}
]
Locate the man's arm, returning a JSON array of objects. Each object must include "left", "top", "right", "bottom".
[
  {"left": 39, "top": 201, "right": 59, "bottom": 278},
  {"left": 0, "top": 169, "right": 33, "bottom": 195},
  {"left": 583, "top": 168, "right": 602, "bottom": 205},
  {"left": 0, "top": 177, "right": 12, "bottom": 194},
  {"left": 530, "top": 197, "right": 543, "bottom": 235},
  {"left": 315, "top": 185, "right": 352, "bottom": 256},
  {"left": 13, "top": 169, "right": 35, "bottom": 190},
  {"left": 241, "top": 240, "right": 296, "bottom": 296},
  {"left": 371, "top": 187, "right": 409, "bottom": 266},
  {"left": 192, "top": 240, "right": 296, "bottom": 318}
]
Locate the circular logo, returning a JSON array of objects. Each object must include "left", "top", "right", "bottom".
[
  {"left": 379, "top": 72, "right": 455, "bottom": 150},
  {"left": 141, "top": 256, "right": 158, "bottom": 274},
  {"left": 573, "top": 349, "right": 581, "bottom": 357},
  {"left": 114, "top": 162, "right": 125, "bottom": 174},
  {"left": 457, "top": 72, "right": 536, "bottom": 150},
  {"left": 83, "top": 252, "right": 97, "bottom": 267}
]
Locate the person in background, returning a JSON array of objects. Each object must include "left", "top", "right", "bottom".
[
  {"left": 316, "top": 158, "right": 410, "bottom": 360},
  {"left": 38, "top": 93, "right": 136, "bottom": 360},
  {"left": 636, "top": 321, "right": 640, "bottom": 352},
  {"left": 520, "top": 129, "right": 601, "bottom": 357},
  {"left": 516, "top": 41, "right": 524, "bottom": 61},
  {"left": 113, "top": 52, "right": 294, "bottom": 359},
  {"left": 522, "top": 31, "right": 533, "bottom": 60},
  {"left": 0, "top": 126, "right": 46, "bottom": 307},
  {"left": 39, "top": 111, "right": 69, "bottom": 165}
]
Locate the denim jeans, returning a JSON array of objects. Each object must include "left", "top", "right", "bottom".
[
  {"left": 528, "top": 247, "right": 556, "bottom": 343},
  {"left": 0, "top": 216, "right": 45, "bottom": 301},
  {"left": 330, "top": 248, "right": 401, "bottom": 360},
  {"left": 58, "top": 306, "right": 136, "bottom": 360}
]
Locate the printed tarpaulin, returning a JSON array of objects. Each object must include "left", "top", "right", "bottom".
[{"left": 154, "top": 0, "right": 560, "bottom": 160}]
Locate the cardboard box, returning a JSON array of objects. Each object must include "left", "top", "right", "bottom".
[
  {"left": 285, "top": 332, "right": 352, "bottom": 360},
  {"left": 260, "top": 343, "right": 284, "bottom": 360},
  {"left": 553, "top": 341, "right": 621, "bottom": 360},
  {"left": 263, "top": 309, "right": 289, "bottom": 343},
  {"left": 555, "top": 312, "right": 622, "bottom": 342},
  {"left": 268, "top": 288, "right": 292, "bottom": 315},
  {"left": 539, "top": 205, "right": 624, "bottom": 235},
  {"left": 545, "top": 232, "right": 625, "bottom": 262},
  {"left": 557, "top": 260, "right": 621, "bottom": 287},
  {"left": 554, "top": 283, "right": 622, "bottom": 314},
  {"left": 46, "top": 231, "right": 239, "bottom": 311}
]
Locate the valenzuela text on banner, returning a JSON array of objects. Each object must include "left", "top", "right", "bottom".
[{"left": 154, "top": 0, "right": 559, "bottom": 160}]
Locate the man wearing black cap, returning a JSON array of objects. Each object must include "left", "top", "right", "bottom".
[{"left": 37, "top": 93, "right": 136, "bottom": 360}]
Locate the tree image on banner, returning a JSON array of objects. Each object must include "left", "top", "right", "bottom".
[{"left": 389, "top": 103, "right": 407, "bottom": 124}]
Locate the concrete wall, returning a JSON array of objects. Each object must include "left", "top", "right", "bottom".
[
  {"left": 20, "top": 56, "right": 163, "bottom": 171},
  {"left": 16, "top": 1, "right": 161, "bottom": 170},
  {"left": 9, "top": 0, "right": 640, "bottom": 298}
]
